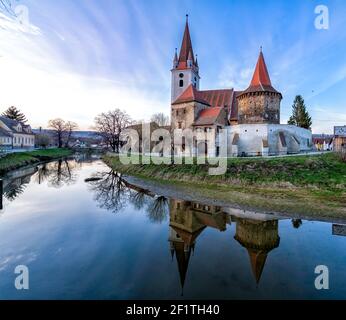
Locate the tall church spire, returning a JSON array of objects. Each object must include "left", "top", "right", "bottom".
[
  {"left": 171, "top": 15, "right": 200, "bottom": 102},
  {"left": 177, "top": 14, "right": 196, "bottom": 69}
]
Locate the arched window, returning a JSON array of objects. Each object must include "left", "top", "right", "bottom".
[{"left": 179, "top": 80, "right": 184, "bottom": 87}]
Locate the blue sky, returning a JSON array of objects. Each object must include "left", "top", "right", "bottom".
[{"left": 0, "top": 0, "right": 345, "bottom": 133}]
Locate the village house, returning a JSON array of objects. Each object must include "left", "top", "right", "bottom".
[
  {"left": 334, "top": 126, "right": 346, "bottom": 152},
  {"left": 171, "top": 16, "right": 313, "bottom": 157},
  {"left": 312, "top": 134, "right": 334, "bottom": 151},
  {"left": 0, "top": 116, "right": 35, "bottom": 150}
]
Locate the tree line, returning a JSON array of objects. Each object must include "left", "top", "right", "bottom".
[
  {"left": 0, "top": 105, "right": 170, "bottom": 151},
  {"left": 1, "top": 94, "right": 312, "bottom": 151}
]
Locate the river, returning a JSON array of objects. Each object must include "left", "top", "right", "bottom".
[{"left": 0, "top": 155, "right": 345, "bottom": 299}]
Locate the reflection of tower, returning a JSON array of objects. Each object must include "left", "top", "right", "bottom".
[
  {"left": 169, "top": 199, "right": 206, "bottom": 294},
  {"left": 168, "top": 199, "right": 229, "bottom": 294},
  {"left": 234, "top": 218, "right": 280, "bottom": 284}
]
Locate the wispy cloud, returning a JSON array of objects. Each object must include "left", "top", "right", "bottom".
[{"left": 0, "top": 0, "right": 345, "bottom": 133}]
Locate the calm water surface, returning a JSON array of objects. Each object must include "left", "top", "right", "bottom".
[{"left": 0, "top": 155, "right": 345, "bottom": 299}]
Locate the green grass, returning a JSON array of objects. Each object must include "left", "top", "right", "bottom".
[
  {"left": 103, "top": 153, "right": 346, "bottom": 215},
  {"left": 0, "top": 148, "right": 73, "bottom": 175},
  {"left": 107, "top": 153, "right": 346, "bottom": 190}
]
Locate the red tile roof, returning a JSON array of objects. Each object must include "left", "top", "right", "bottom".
[
  {"left": 251, "top": 51, "right": 272, "bottom": 87},
  {"left": 172, "top": 85, "right": 239, "bottom": 124},
  {"left": 172, "top": 84, "right": 210, "bottom": 106},
  {"left": 241, "top": 50, "right": 280, "bottom": 96},
  {"left": 193, "top": 107, "right": 223, "bottom": 126},
  {"left": 199, "top": 89, "right": 233, "bottom": 109}
]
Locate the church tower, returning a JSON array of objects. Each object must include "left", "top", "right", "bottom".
[
  {"left": 237, "top": 49, "right": 282, "bottom": 124},
  {"left": 171, "top": 15, "right": 200, "bottom": 103},
  {"left": 234, "top": 218, "right": 280, "bottom": 284}
]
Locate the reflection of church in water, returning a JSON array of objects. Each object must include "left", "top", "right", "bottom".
[{"left": 168, "top": 199, "right": 280, "bottom": 291}]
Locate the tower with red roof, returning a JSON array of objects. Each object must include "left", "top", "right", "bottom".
[{"left": 237, "top": 48, "right": 282, "bottom": 124}]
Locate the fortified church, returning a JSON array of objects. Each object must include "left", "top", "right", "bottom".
[{"left": 170, "top": 16, "right": 312, "bottom": 156}]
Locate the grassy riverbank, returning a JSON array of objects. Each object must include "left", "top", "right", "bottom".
[
  {"left": 103, "top": 153, "right": 346, "bottom": 217},
  {"left": 0, "top": 148, "right": 73, "bottom": 175}
]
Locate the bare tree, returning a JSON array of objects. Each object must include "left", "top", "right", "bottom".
[
  {"left": 146, "top": 196, "right": 169, "bottom": 223},
  {"left": 48, "top": 118, "right": 78, "bottom": 148},
  {"left": 64, "top": 121, "right": 78, "bottom": 147},
  {"left": 94, "top": 109, "right": 133, "bottom": 153},
  {"left": 48, "top": 118, "right": 65, "bottom": 148},
  {"left": 151, "top": 112, "right": 170, "bottom": 126},
  {"left": 87, "top": 170, "right": 129, "bottom": 213}
]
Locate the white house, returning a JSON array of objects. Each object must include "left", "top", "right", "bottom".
[{"left": 0, "top": 116, "right": 35, "bottom": 150}]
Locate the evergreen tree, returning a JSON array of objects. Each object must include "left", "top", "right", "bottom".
[
  {"left": 287, "top": 95, "right": 312, "bottom": 129},
  {"left": 2, "top": 106, "right": 28, "bottom": 123}
]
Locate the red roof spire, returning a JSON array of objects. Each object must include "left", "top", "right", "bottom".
[
  {"left": 177, "top": 14, "right": 195, "bottom": 69},
  {"left": 250, "top": 48, "right": 272, "bottom": 87},
  {"left": 239, "top": 48, "right": 281, "bottom": 96}
]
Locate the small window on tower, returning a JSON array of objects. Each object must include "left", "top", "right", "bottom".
[
  {"left": 194, "top": 77, "right": 197, "bottom": 81},
  {"left": 179, "top": 80, "right": 184, "bottom": 87},
  {"left": 179, "top": 73, "right": 184, "bottom": 78}
]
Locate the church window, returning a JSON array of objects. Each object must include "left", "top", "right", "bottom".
[
  {"left": 179, "top": 73, "right": 184, "bottom": 78},
  {"left": 179, "top": 80, "right": 184, "bottom": 87},
  {"left": 178, "top": 122, "right": 182, "bottom": 129},
  {"left": 194, "top": 77, "right": 197, "bottom": 81},
  {"left": 183, "top": 109, "right": 186, "bottom": 114},
  {"left": 176, "top": 110, "right": 179, "bottom": 116}
]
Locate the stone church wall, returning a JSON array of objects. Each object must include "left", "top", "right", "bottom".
[{"left": 237, "top": 93, "right": 281, "bottom": 125}]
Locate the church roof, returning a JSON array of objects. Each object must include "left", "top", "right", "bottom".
[
  {"left": 171, "top": 241, "right": 192, "bottom": 291},
  {"left": 193, "top": 107, "right": 224, "bottom": 126},
  {"left": 251, "top": 50, "right": 272, "bottom": 87},
  {"left": 176, "top": 15, "right": 197, "bottom": 70},
  {"left": 171, "top": 225, "right": 206, "bottom": 246},
  {"left": 194, "top": 211, "right": 227, "bottom": 231},
  {"left": 247, "top": 249, "right": 268, "bottom": 284},
  {"left": 199, "top": 89, "right": 233, "bottom": 109},
  {"left": 172, "top": 84, "right": 210, "bottom": 106},
  {"left": 240, "top": 50, "right": 281, "bottom": 96}
]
